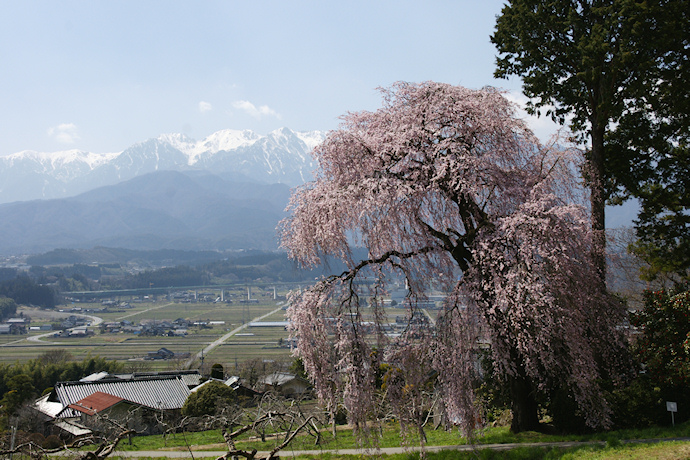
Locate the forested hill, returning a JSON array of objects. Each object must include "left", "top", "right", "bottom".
[
  {"left": 0, "top": 170, "right": 291, "bottom": 255},
  {"left": 14, "top": 248, "right": 362, "bottom": 297}
]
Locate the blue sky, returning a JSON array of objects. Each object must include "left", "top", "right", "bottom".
[{"left": 0, "top": 1, "right": 559, "bottom": 156}]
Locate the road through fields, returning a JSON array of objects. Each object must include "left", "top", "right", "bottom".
[
  {"left": 184, "top": 306, "right": 283, "bottom": 368},
  {"left": 0, "top": 309, "right": 105, "bottom": 345}
]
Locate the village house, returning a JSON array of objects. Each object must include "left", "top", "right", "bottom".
[
  {"left": 34, "top": 370, "right": 202, "bottom": 438},
  {"left": 99, "top": 321, "right": 122, "bottom": 333},
  {"left": 146, "top": 347, "right": 190, "bottom": 360},
  {"left": 1, "top": 317, "right": 30, "bottom": 334},
  {"left": 60, "top": 315, "right": 88, "bottom": 329}
]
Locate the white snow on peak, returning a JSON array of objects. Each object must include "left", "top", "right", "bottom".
[
  {"left": 158, "top": 129, "right": 261, "bottom": 165},
  {"left": 157, "top": 133, "right": 196, "bottom": 151},
  {"left": 295, "top": 130, "right": 326, "bottom": 152},
  {"left": 1, "top": 127, "right": 325, "bottom": 182},
  {"left": 201, "top": 129, "right": 260, "bottom": 153},
  {"left": 265, "top": 128, "right": 326, "bottom": 151},
  {"left": 267, "top": 127, "right": 294, "bottom": 146},
  {"left": 4, "top": 149, "right": 120, "bottom": 170}
]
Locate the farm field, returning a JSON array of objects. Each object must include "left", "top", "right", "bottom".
[
  {"left": 0, "top": 286, "right": 295, "bottom": 369},
  {"left": 1, "top": 284, "right": 441, "bottom": 371}
]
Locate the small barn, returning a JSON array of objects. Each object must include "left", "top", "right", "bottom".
[{"left": 257, "top": 372, "right": 311, "bottom": 398}]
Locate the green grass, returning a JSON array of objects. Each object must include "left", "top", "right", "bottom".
[
  {"left": 337, "top": 442, "right": 690, "bottom": 459},
  {"left": 116, "top": 429, "right": 226, "bottom": 451},
  {"left": 115, "top": 420, "right": 690, "bottom": 456},
  {"left": 107, "top": 440, "right": 690, "bottom": 460},
  {"left": 91, "top": 418, "right": 690, "bottom": 460}
]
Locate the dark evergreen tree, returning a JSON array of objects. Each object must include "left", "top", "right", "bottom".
[
  {"left": 0, "top": 297, "right": 17, "bottom": 321},
  {"left": 0, "top": 275, "right": 55, "bottom": 308},
  {"left": 492, "top": 0, "right": 689, "bottom": 281}
]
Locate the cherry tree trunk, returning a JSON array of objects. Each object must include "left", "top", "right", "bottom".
[{"left": 509, "top": 373, "right": 540, "bottom": 433}]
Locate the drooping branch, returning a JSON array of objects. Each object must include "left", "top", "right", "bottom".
[
  {"left": 1, "top": 430, "right": 137, "bottom": 460},
  {"left": 82, "top": 430, "right": 137, "bottom": 460},
  {"left": 266, "top": 416, "right": 316, "bottom": 459}
]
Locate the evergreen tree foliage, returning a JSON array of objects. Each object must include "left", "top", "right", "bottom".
[
  {"left": 0, "top": 374, "right": 35, "bottom": 419},
  {"left": 606, "top": 288, "right": 690, "bottom": 426},
  {"left": 492, "top": 0, "right": 689, "bottom": 281},
  {"left": 0, "top": 355, "right": 124, "bottom": 404},
  {"left": 0, "top": 296, "right": 17, "bottom": 321},
  {"left": 121, "top": 265, "right": 210, "bottom": 289},
  {"left": 631, "top": 289, "right": 690, "bottom": 392},
  {"left": 0, "top": 275, "right": 55, "bottom": 308}
]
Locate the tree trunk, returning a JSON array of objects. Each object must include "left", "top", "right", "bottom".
[
  {"left": 589, "top": 123, "right": 607, "bottom": 284},
  {"left": 330, "top": 408, "right": 337, "bottom": 438},
  {"left": 509, "top": 373, "right": 540, "bottom": 433},
  {"left": 418, "top": 422, "right": 427, "bottom": 445}
]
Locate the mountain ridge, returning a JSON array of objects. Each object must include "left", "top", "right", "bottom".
[
  {"left": 0, "top": 170, "right": 292, "bottom": 255},
  {"left": 0, "top": 127, "right": 324, "bottom": 204}
]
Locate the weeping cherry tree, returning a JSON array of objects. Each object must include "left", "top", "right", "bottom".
[{"left": 279, "top": 82, "right": 629, "bottom": 436}]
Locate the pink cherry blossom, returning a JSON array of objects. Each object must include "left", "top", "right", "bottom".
[{"left": 280, "top": 82, "right": 629, "bottom": 437}]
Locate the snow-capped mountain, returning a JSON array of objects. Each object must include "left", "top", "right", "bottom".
[{"left": 0, "top": 128, "right": 325, "bottom": 204}]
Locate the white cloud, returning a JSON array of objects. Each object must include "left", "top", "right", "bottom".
[
  {"left": 47, "top": 123, "right": 80, "bottom": 144},
  {"left": 232, "top": 100, "right": 281, "bottom": 120},
  {"left": 198, "top": 101, "right": 213, "bottom": 113}
]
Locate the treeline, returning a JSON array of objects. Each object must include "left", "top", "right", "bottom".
[
  {"left": 0, "top": 296, "right": 17, "bottom": 321},
  {"left": 119, "top": 266, "right": 210, "bottom": 289},
  {"left": 203, "top": 256, "right": 313, "bottom": 282},
  {"left": 26, "top": 247, "right": 229, "bottom": 266},
  {"left": 0, "top": 248, "right": 359, "bottom": 304},
  {"left": 0, "top": 268, "right": 17, "bottom": 282},
  {"left": 0, "top": 275, "right": 55, "bottom": 308},
  {"left": 30, "top": 264, "right": 103, "bottom": 293},
  {"left": 202, "top": 250, "right": 358, "bottom": 283},
  {"left": 0, "top": 352, "right": 124, "bottom": 414},
  {"left": 31, "top": 263, "right": 104, "bottom": 281},
  {"left": 29, "top": 264, "right": 210, "bottom": 291}
]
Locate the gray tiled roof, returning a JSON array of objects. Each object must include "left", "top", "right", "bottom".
[
  {"left": 52, "top": 376, "right": 191, "bottom": 415},
  {"left": 78, "top": 370, "right": 202, "bottom": 388},
  {"left": 259, "top": 372, "right": 301, "bottom": 386}
]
